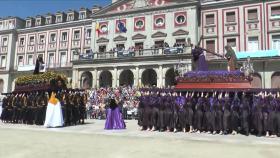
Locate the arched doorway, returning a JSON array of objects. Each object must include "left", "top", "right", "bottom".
[
  {"left": 99, "top": 70, "right": 112, "bottom": 88},
  {"left": 251, "top": 73, "right": 262, "bottom": 88},
  {"left": 119, "top": 70, "right": 134, "bottom": 86},
  {"left": 80, "top": 71, "right": 93, "bottom": 89},
  {"left": 165, "top": 68, "right": 176, "bottom": 88},
  {"left": 0, "top": 79, "right": 4, "bottom": 93},
  {"left": 271, "top": 72, "right": 280, "bottom": 88},
  {"left": 142, "top": 69, "right": 157, "bottom": 87}
]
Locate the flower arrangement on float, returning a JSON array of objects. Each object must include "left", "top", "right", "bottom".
[
  {"left": 15, "top": 71, "right": 68, "bottom": 92},
  {"left": 176, "top": 70, "right": 251, "bottom": 83}
]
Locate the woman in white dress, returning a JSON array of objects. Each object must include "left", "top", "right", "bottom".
[{"left": 44, "top": 92, "right": 64, "bottom": 127}]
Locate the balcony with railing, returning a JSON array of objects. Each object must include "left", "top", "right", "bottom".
[{"left": 75, "top": 46, "right": 191, "bottom": 61}]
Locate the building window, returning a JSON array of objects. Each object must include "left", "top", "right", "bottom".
[
  {"left": 2, "top": 38, "right": 8, "bottom": 46},
  {"left": 176, "top": 15, "right": 186, "bottom": 24},
  {"left": 50, "top": 33, "right": 56, "bottom": 42},
  {"left": 272, "top": 35, "right": 280, "bottom": 50},
  {"left": 226, "top": 12, "right": 236, "bottom": 23},
  {"left": 19, "top": 38, "right": 25, "bottom": 46},
  {"left": 29, "top": 36, "right": 35, "bottom": 45},
  {"left": 62, "top": 32, "right": 68, "bottom": 41},
  {"left": 26, "top": 20, "right": 31, "bottom": 27},
  {"left": 60, "top": 52, "right": 67, "bottom": 67},
  {"left": 39, "top": 35, "right": 45, "bottom": 44},
  {"left": 206, "top": 14, "right": 215, "bottom": 25},
  {"left": 27, "top": 55, "right": 33, "bottom": 65},
  {"left": 135, "top": 19, "right": 144, "bottom": 29},
  {"left": 227, "top": 38, "right": 237, "bottom": 52},
  {"left": 18, "top": 56, "right": 24, "bottom": 66},
  {"left": 48, "top": 53, "right": 55, "bottom": 67},
  {"left": 73, "top": 30, "right": 80, "bottom": 39},
  {"left": 248, "top": 9, "right": 258, "bottom": 21},
  {"left": 36, "top": 19, "right": 41, "bottom": 26},
  {"left": 79, "top": 12, "right": 86, "bottom": 19},
  {"left": 206, "top": 40, "right": 215, "bottom": 53},
  {"left": 67, "top": 14, "right": 74, "bottom": 21},
  {"left": 0, "top": 56, "right": 6, "bottom": 68},
  {"left": 46, "top": 17, "right": 51, "bottom": 24},
  {"left": 86, "top": 29, "right": 91, "bottom": 38},
  {"left": 271, "top": 6, "right": 280, "bottom": 18},
  {"left": 155, "top": 17, "right": 164, "bottom": 27},
  {"left": 99, "top": 45, "right": 106, "bottom": 53},
  {"left": 56, "top": 16, "right": 62, "bottom": 23},
  {"left": 100, "top": 24, "right": 108, "bottom": 33},
  {"left": 248, "top": 36, "right": 259, "bottom": 51}
]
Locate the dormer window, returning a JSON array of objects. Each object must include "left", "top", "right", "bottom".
[
  {"left": 46, "top": 17, "right": 51, "bottom": 24},
  {"left": 56, "top": 16, "right": 62, "bottom": 23},
  {"left": 26, "top": 20, "right": 31, "bottom": 27},
  {"left": 36, "top": 19, "right": 41, "bottom": 26},
  {"left": 67, "top": 14, "right": 74, "bottom": 21},
  {"left": 79, "top": 12, "right": 86, "bottom": 19}
]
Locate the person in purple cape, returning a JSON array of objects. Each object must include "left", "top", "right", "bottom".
[
  {"left": 230, "top": 92, "right": 240, "bottom": 135},
  {"left": 164, "top": 92, "right": 173, "bottom": 132},
  {"left": 176, "top": 92, "right": 187, "bottom": 133},
  {"left": 215, "top": 92, "right": 224, "bottom": 135},
  {"left": 265, "top": 93, "right": 277, "bottom": 137},
  {"left": 252, "top": 92, "right": 264, "bottom": 137},
  {"left": 137, "top": 92, "right": 145, "bottom": 128},
  {"left": 240, "top": 92, "right": 250, "bottom": 136},
  {"left": 171, "top": 92, "right": 179, "bottom": 132},
  {"left": 191, "top": 45, "right": 208, "bottom": 71},
  {"left": 142, "top": 91, "right": 153, "bottom": 131},
  {"left": 194, "top": 92, "right": 204, "bottom": 133},
  {"left": 151, "top": 91, "right": 159, "bottom": 131},
  {"left": 276, "top": 92, "right": 280, "bottom": 137},
  {"left": 104, "top": 96, "right": 126, "bottom": 130},
  {"left": 185, "top": 92, "right": 194, "bottom": 133},
  {"left": 158, "top": 91, "right": 166, "bottom": 132},
  {"left": 222, "top": 92, "right": 231, "bottom": 135}
]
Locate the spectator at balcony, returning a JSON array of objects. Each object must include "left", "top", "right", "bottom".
[{"left": 164, "top": 42, "right": 169, "bottom": 48}]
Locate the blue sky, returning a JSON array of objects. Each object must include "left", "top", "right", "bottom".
[{"left": 0, "top": 0, "right": 111, "bottom": 19}]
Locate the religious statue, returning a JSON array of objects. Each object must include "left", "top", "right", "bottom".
[
  {"left": 240, "top": 56, "right": 254, "bottom": 80},
  {"left": 33, "top": 56, "right": 45, "bottom": 75},
  {"left": 225, "top": 45, "right": 238, "bottom": 71}
]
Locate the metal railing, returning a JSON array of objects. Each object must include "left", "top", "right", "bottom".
[{"left": 77, "top": 46, "right": 190, "bottom": 60}]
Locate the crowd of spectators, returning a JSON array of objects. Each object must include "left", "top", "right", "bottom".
[{"left": 85, "top": 86, "right": 140, "bottom": 120}]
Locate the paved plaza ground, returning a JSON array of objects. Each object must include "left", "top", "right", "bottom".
[{"left": 1, "top": 119, "right": 280, "bottom": 158}]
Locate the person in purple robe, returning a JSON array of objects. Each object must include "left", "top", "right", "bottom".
[
  {"left": 240, "top": 92, "right": 250, "bottom": 136},
  {"left": 230, "top": 92, "right": 240, "bottom": 135},
  {"left": 104, "top": 97, "right": 126, "bottom": 130},
  {"left": 191, "top": 45, "right": 208, "bottom": 71},
  {"left": 176, "top": 93, "right": 187, "bottom": 132}
]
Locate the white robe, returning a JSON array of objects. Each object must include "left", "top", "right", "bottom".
[{"left": 44, "top": 101, "right": 64, "bottom": 127}]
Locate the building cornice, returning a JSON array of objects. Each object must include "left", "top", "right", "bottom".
[
  {"left": 0, "top": 29, "right": 17, "bottom": 35},
  {"left": 201, "top": 0, "right": 263, "bottom": 10},
  {"left": 92, "top": 1, "right": 199, "bottom": 20}
]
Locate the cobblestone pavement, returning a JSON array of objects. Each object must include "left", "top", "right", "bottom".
[{"left": 0, "top": 120, "right": 280, "bottom": 158}]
